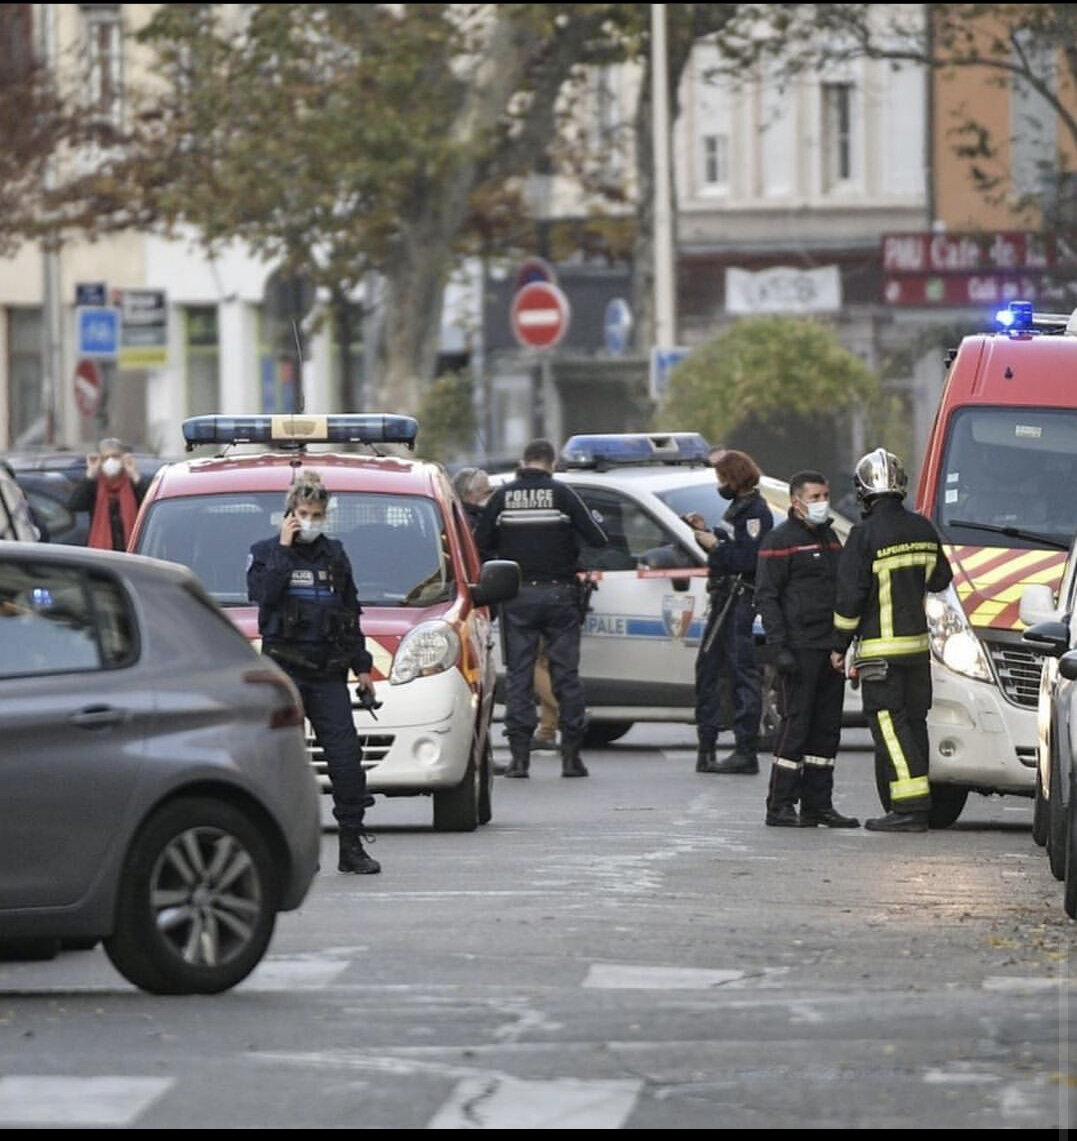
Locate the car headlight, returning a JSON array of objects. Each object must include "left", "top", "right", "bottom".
[
  {"left": 389, "top": 620, "right": 461, "bottom": 684},
  {"left": 925, "top": 585, "right": 993, "bottom": 682}
]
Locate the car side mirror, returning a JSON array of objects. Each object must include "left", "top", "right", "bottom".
[
  {"left": 470, "top": 559, "right": 520, "bottom": 607},
  {"left": 1060, "top": 648, "right": 1077, "bottom": 681},
  {"left": 1021, "top": 619, "right": 1070, "bottom": 658}
]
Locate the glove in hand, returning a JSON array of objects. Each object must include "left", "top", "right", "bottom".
[{"left": 775, "top": 648, "right": 799, "bottom": 676}]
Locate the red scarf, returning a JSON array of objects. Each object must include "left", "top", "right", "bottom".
[{"left": 88, "top": 475, "right": 139, "bottom": 551}]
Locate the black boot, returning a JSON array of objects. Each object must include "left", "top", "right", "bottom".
[
  {"left": 338, "top": 828, "right": 381, "bottom": 874},
  {"left": 503, "top": 742, "right": 530, "bottom": 778},
  {"left": 800, "top": 760, "right": 860, "bottom": 827},
  {"left": 865, "top": 810, "right": 928, "bottom": 832},
  {"left": 711, "top": 747, "right": 759, "bottom": 774},
  {"left": 561, "top": 742, "right": 589, "bottom": 778},
  {"left": 696, "top": 746, "right": 719, "bottom": 773},
  {"left": 765, "top": 760, "right": 802, "bottom": 825}
]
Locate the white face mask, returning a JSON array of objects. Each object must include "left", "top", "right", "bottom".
[
  {"left": 101, "top": 457, "right": 123, "bottom": 479},
  {"left": 295, "top": 520, "right": 325, "bottom": 543},
  {"left": 804, "top": 499, "right": 830, "bottom": 524}
]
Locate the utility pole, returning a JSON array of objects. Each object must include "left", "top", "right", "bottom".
[
  {"left": 651, "top": 3, "right": 676, "bottom": 351},
  {"left": 39, "top": 3, "right": 62, "bottom": 446}
]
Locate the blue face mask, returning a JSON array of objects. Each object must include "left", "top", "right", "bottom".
[{"left": 804, "top": 500, "right": 830, "bottom": 524}]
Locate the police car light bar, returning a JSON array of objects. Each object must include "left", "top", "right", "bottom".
[
  {"left": 561, "top": 432, "right": 712, "bottom": 468},
  {"left": 182, "top": 414, "right": 419, "bottom": 451}
]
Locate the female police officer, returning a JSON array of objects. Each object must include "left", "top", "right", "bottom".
[{"left": 247, "top": 471, "right": 381, "bottom": 874}]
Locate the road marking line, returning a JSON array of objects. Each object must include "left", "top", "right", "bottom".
[
  {"left": 583, "top": 964, "right": 746, "bottom": 989},
  {"left": 427, "top": 1076, "right": 641, "bottom": 1129},
  {"left": 0, "top": 1076, "right": 173, "bottom": 1126}
]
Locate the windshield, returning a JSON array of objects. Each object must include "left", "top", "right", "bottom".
[
  {"left": 135, "top": 491, "right": 454, "bottom": 607},
  {"left": 934, "top": 406, "right": 1077, "bottom": 550},
  {"left": 654, "top": 483, "right": 727, "bottom": 530}
]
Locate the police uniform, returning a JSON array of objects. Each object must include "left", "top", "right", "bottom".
[
  {"left": 755, "top": 508, "right": 854, "bottom": 826},
  {"left": 475, "top": 465, "right": 608, "bottom": 777},
  {"left": 695, "top": 487, "right": 773, "bottom": 773},
  {"left": 247, "top": 532, "right": 375, "bottom": 832},
  {"left": 833, "top": 483, "right": 953, "bottom": 830}
]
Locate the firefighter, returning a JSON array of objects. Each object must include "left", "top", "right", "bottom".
[
  {"left": 755, "top": 470, "right": 858, "bottom": 827},
  {"left": 830, "top": 448, "right": 954, "bottom": 832}
]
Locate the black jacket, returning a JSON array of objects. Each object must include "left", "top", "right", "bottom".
[
  {"left": 706, "top": 488, "right": 773, "bottom": 589},
  {"left": 755, "top": 509, "right": 843, "bottom": 651},
  {"left": 247, "top": 533, "right": 373, "bottom": 676},
  {"left": 833, "top": 495, "right": 953, "bottom": 661},
  {"left": 475, "top": 467, "right": 608, "bottom": 580}
]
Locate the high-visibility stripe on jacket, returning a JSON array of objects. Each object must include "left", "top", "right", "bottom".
[{"left": 832, "top": 496, "right": 953, "bottom": 660}]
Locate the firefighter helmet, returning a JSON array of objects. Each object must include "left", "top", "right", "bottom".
[{"left": 853, "top": 447, "right": 907, "bottom": 508}]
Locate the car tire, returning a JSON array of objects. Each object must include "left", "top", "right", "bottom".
[
  {"left": 1064, "top": 789, "right": 1077, "bottom": 921},
  {"left": 1047, "top": 744, "right": 1068, "bottom": 881},
  {"left": 433, "top": 753, "right": 479, "bottom": 833},
  {"left": 103, "top": 797, "right": 279, "bottom": 995},
  {"left": 927, "top": 783, "right": 968, "bottom": 829},
  {"left": 1032, "top": 765, "right": 1049, "bottom": 848},
  {"left": 582, "top": 720, "right": 633, "bottom": 748},
  {"left": 477, "top": 737, "right": 493, "bottom": 826}
]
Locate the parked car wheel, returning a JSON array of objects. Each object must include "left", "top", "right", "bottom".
[
  {"left": 433, "top": 753, "right": 479, "bottom": 833},
  {"left": 1047, "top": 743, "right": 1067, "bottom": 881},
  {"left": 1064, "top": 792, "right": 1077, "bottom": 921},
  {"left": 104, "top": 797, "right": 279, "bottom": 995},
  {"left": 926, "top": 783, "right": 969, "bottom": 829},
  {"left": 477, "top": 738, "right": 493, "bottom": 826},
  {"left": 1032, "top": 765, "right": 1049, "bottom": 848},
  {"left": 582, "top": 719, "right": 634, "bottom": 748}
]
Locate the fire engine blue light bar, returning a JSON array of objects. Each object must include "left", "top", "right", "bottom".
[
  {"left": 182, "top": 414, "right": 419, "bottom": 450},
  {"left": 561, "top": 432, "right": 712, "bottom": 468}
]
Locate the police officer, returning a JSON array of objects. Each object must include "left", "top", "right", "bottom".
[
  {"left": 475, "top": 438, "right": 609, "bottom": 779},
  {"left": 247, "top": 470, "right": 381, "bottom": 873},
  {"left": 685, "top": 448, "right": 773, "bottom": 774},
  {"left": 830, "top": 448, "right": 954, "bottom": 832},
  {"left": 755, "top": 470, "right": 858, "bottom": 827}
]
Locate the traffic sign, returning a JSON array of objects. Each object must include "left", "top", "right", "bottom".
[
  {"left": 649, "top": 345, "right": 691, "bottom": 400},
  {"left": 75, "top": 306, "right": 120, "bottom": 359},
  {"left": 514, "top": 256, "right": 557, "bottom": 293},
  {"left": 604, "top": 298, "right": 633, "bottom": 355},
  {"left": 73, "top": 358, "right": 104, "bottom": 418},
  {"left": 75, "top": 281, "right": 107, "bottom": 307},
  {"left": 511, "top": 281, "right": 571, "bottom": 351}
]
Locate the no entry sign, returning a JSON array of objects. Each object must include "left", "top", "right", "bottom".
[
  {"left": 73, "top": 358, "right": 104, "bottom": 417},
  {"left": 511, "top": 281, "right": 571, "bottom": 350}
]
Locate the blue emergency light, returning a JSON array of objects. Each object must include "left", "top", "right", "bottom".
[
  {"left": 992, "top": 300, "right": 1073, "bottom": 336},
  {"left": 561, "top": 432, "right": 712, "bottom": 468},
  {"left": 182, "top": 414, "right": 419, "bottom": 451}
]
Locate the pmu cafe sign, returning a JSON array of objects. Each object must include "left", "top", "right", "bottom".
[{"left": 881, "top": 231, "right": 1066, "bottom": 307}]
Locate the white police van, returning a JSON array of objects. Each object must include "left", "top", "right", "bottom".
[{"left": 491, "top": 432, "right": 861, "bottom": 746}]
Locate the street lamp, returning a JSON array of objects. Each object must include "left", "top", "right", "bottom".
[{"left": 651, "top": 3, "right": 676, "bottom": 351}]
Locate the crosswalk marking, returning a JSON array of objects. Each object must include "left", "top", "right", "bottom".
[
  {"left": 427, "top": 1076, "right": 641, "bottom": 1129},
  {"left": 0, "top": 1076, "right": 173, "bottom": 1126}
]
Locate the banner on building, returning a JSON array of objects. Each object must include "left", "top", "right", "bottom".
[
  {"left": 115, "top": 288, "right": 169, "bottom": 369},
  {"left": 725, "top": 266, "right": 841, "bottom": 315}
]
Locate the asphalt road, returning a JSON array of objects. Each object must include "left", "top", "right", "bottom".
[{"left": 0, "top": 723, "right": 1072, "bottom": 1129}]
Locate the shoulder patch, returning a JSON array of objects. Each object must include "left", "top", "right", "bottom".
[{"left": 747, "top": 518, "right": 762, "bottom": 539}]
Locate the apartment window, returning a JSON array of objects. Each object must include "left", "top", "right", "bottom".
[
  {"left": 822, "top": 82, "right": 854, "bottom": 190},
  {"left": 8, "top": 308, "right": 43, "bottom": 445},
  {"left": 702, "top": 134, "right": 729, "bottom": 187},
  {"left": 81, "top": 4, "right": 123, "bottom": 128},
  {"left": 0, "top": 4, "right": 34, "bottom": 83}
]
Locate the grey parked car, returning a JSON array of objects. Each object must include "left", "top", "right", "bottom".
[{"left": 0, "top": 542, "right": 322, "bottom": 993}]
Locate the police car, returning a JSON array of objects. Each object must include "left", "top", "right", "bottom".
[
  {"left": 129, "top": 414, "right": 519, "bottom": 832},
  {"left": 492, "top": 432, "right": 861, "bottom": 746}
]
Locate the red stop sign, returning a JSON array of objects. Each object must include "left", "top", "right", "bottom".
[
  {"left": 73, "top": 358, "right": 103, "bottom": 417},
  {"left": 511, "top": 282, "right": 570, "bottom": 350}
]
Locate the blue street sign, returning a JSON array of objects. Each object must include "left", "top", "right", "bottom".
[
  {"left": 649, "top": 345, "right": 691, "bottom": 400},
  {"left": 75, "top": 282, "right": 107, "bottom": 307},
  {"left": 604, "top": 298, "right": 633, "bottom": 355},
  {"left": 76, "top": 306, "right": 120, "bottom": 359}
]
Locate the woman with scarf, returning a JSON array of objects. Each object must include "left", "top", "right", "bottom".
[{"left": 70, "top": 438, "right": 148, "bottom": 551}]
